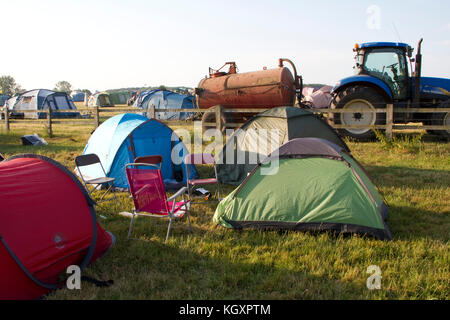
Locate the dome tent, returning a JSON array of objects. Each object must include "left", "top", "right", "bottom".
[
  {"left": 80, "top": 113, "right": 198, "bottom": 189},
  {"left": 0, "top": 94, "right": 10, "bottom": 107},
  {"left": 0, "top": 154, "right": 115, "bottom": 300},
  {"left": 133, "top": 89, "right": 195, "bottom": 120},
  {"left": 214, "top": 138, "right": 392, "bottom": 240},
  {"left": 88, "top": 92, "right": 114, "bottom": 107},
  {"left": 3, "top": 95, "right": 19, "bottom": 111},
  {"left": 71, "top": 91, "right": 85, "bottom": 102},
  {"left": 108, "top": 91, "right": 133, "bottom": 105},
  {"left": 5, "top": 89, "right": 79, "bottom": 119},
  {"left": 216, "top": 106, "right": 350, "bottom": 185}
]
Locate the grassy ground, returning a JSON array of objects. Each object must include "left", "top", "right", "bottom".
[{"left": 0, "top": 121, "right": 449, "bottom": 300}]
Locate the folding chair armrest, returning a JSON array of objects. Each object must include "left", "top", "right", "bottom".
[{"left": 167, "top": 186, "right": 188, "bottom": 202}]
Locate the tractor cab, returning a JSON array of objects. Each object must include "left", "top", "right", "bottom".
[{"left": 353, "top": 42, "right": 413, "bottom": 100}]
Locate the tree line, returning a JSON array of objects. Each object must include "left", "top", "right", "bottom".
[
  {"left": 0, "top": 75, "right": 193, "bottom": 97},
  {"left": 0, "top": 76, "right": 90, "bottom": 96}
]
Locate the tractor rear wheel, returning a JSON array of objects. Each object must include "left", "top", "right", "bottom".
[{"left": 331, "top": 86, "right": 387, "bottom": 141}]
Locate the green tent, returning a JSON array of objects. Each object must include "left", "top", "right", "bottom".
[
  {"left": 108, "top": 91, "right": 133, "bottom": 105},
  {"left": 214, "top": 138, "right": 392, "bottom": 240},
  {"left": 216, "top": 106, "right": 350, "bottom": 185}
]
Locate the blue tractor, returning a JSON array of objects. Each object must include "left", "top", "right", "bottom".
[{"left": 330, "top": 39, "right": 450, "bottom": 140}]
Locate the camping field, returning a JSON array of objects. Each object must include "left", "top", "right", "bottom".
[{"left": 0, "top": 120, "right": 449, "bottom": 300}]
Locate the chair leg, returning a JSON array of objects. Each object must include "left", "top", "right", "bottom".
[
  {"left": 111, "top": 185, "right": 119, "bottom": 205},
  {"left": 166, "top": 217, "right": 173, "bottom": 243},
  {"left": 182, "top": 193, "right": 192, "bottom": 232},
  {"left": 216, "top": 182, "right": 221, "bottom": 201},
  {"left": 128, "top": 211, "right": 136, "bottom": 239},
  {"left": 187, "top": 184, "right": 192, "bottom": 203}
]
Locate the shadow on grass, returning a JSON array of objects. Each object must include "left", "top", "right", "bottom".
[
  {"left": 365, "top": 165, "right": 450, "bottom": 189},
  {"left": 346, "top": 132, "right": 448, "bottom": 144},
  {"left": 362, "top": 164, "right": 449, "bottom": 242},
  {"left": 0, "top": 133, "right": 82, "bottom": 156},
  {"left": 47, "top": 230, "right": 371, "bottom": 300},
  {"left": 386, "top": 205, "right": 449, "bottom": 242}
]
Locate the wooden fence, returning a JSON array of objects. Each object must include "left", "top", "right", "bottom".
[{"left": 2, "top": 104, "right": 449, "bottom": 139}]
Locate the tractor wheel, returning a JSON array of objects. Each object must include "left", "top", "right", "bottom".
[
  {"left": 201, "top": 105, "right": 229, "bottom": 133},
  {"left": 431, "top": 100, "right": 450, "bottom": 138},
  {"left": 331, "top": 86, "right": 387, "bottom": 141}
]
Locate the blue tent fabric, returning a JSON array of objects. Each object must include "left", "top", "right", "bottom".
[
  {"left": 6, "top": 89, "right": 79, "bottom": 119},
  {"left": 80, "top": 113, "right": 198, "bottom": 189},
  {"left": 71, "top": 92, "right": 85, "bottom": 102},
  {"left": 0, "top": 94, "right": 10, "bottom": 107},
  {"left": 133, "top": 90, "right": 195, "bottom": 120}
]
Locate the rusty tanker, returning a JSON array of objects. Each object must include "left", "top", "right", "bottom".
[{"left": 194, "top": 59, "right": 303, "bottom": 130}]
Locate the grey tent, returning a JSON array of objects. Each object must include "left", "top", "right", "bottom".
[
  {"left": 4, "top": 89, "right": 79, "bottom": 119},
  {"left": 88, "top": 92, "right": 114, "bottom": 107},
  {"left": 216, "top": 106, "right": 350, "bottom": 185}
]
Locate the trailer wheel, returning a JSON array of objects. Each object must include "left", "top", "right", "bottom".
[
  {"left": 331, "top": 86, "right": 387, "bottom": 140},
  {"left": 431, "top": 100, "right": 450, "bottom": 138}
]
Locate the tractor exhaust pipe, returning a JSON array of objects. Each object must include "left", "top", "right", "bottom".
[{"left": 413, "top": 38, "right": 423, "bottom": 106}]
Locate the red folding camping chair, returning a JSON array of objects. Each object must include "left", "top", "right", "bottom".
[
  {"left": 184, "top": 153, "right": 221, "bottom": 204},
  {"left": 125, "top": 162, "right": 191, "bottom": 242}
]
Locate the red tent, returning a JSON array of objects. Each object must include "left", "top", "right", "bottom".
[{"left": 0, "top": 154, "right": 115, "bottom": 300}]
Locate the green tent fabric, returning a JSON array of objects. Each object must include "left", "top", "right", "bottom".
[
  {"left": 108, "top": 91, "right": 132, "bottom": 105},
  {"left": 214, "top": 138, "right": 392, "bottom": 240},
  {"left": 216, "top": 106, "right": 350, "bottom": 185}
]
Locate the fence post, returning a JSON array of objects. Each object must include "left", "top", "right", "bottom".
[
  {"left": 94, "top": 106, "right": 100, "bottom": 128},
  {"left": 149, "top": 104, "right": 155, "bottom": 119},
  {"left": 47, "top": 108, "right": 53, "bottom": 137},
  {"left": 386, "top": 103, "right": 393, "bottom": 140},
  {"left": 215, "top": 105, "right": 223, "bottom": 132},
  {"left": 4, "top": 108, "right": 9, "bottom": 133},
  {"left": 84, "top": 92, "right": 88, "bottom": 107}
]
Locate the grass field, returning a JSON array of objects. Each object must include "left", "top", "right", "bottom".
[{"left": 0, "top": 120, "right": 449, "bottom": 300}]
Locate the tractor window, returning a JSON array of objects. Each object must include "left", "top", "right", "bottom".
[{"left": 363, "top": 48, "right": 408, "bottom": 99}]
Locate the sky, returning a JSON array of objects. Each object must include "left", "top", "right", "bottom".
[{"left": 1, "top": 0, "right": 449, "bottom": 92}]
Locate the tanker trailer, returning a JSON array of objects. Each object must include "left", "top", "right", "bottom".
[{"left": 194, "top": 59, "right": 302, "bottom": 131}]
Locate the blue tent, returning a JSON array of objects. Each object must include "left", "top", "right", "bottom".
[
  {"left": 6, "top": 89, "right": 79, "bottom": 119},
  {"left": 80, "top": 113, "right": 198, "bottom": 189},
  {"left": 71, "top": 91, "right": 85, "bottom": 102},
  {"left": 133, "top": 90, "right": 195, "bottom": 120},
  {"left": 0, "top": 94, "right": 10, "bottom": 107}
]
